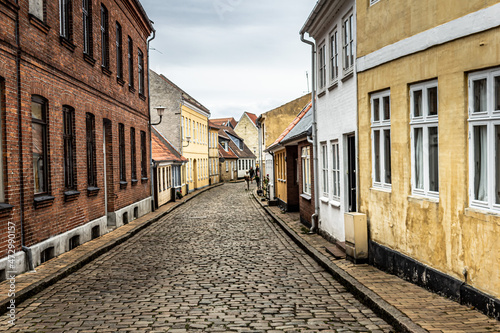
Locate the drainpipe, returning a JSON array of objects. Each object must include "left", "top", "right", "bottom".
[
  {"left": 147, "top": 25, "right": 156, "bottom": 211},
  {"left": 301, "top": 32, "right": 319, "bottom": 234},
  {"left": 14, "top": 1, "right": 34, "bottom": 271}
]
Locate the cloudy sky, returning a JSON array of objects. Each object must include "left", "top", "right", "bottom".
[{"left": 141, "top": 0, "right": 316, "bottom": 119}]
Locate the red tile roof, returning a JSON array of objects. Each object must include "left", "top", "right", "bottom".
[
  {"left": 267, "top": 101, "right": 312, "bottom": 151},
  {"left": 152, "top": 127, "right": 187, "bottom": 163},
  {"left": 211, "top": 117, "right": 237, "bottom": 128},
  {"left": 218, "top": 143, "right": 238, "bottom": 159},
  {"left": 244, "top": 112, "right": 258, "bottom": 126}
]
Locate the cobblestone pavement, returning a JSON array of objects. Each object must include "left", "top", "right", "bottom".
[{"left": 1, "top": 183, "right": 394, "bottom": 332}]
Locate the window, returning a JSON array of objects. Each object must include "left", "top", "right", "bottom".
[
  {"left": 86, "top": 113, "right": 97, "bottom": 188},
  {"left": 83, "top": 0, "right": 92, "bottom": 56},
  {"left": 128, "top": 37, "right": 134, "bottom": 89},
  {"left": 60, "top": 0, "right": 72, "bottom": 40},
  {"left": 63, "top": 106, "right": 76, "bottom": 190},
  {"left": 319, "top": 43, "right": 326, "bottom": 89},
  {"left": 302, "top": 147, "right": 311, "bottom": 195},
  {"left": 0, "top": 79, "right": 5, "bottom": 202},
  {"left": 370, "top": 0, "right": 381, "bottom": 5},
  {"left": 138, "top": 49, "right": 144, "bottom": 95},
  {"left": 371, "top": 90, "right": 391, "bottom": 189},
  {"left": 130, "top": 127, "right": 137, "bottom": 181},
  {"left": 468, "top": 68, "right": 500, "bottom": 212},
  {"left": 116, "top": 22, "right": 123, "bottom": 80},
  {"left": 410, "top": 80, "right": 439, "bottom": 197},
  {"left": 32, "top": 96, "right": 49, "bottom": 195},
  {"left": 100, "top": 5, "right": 109, "bottom": 69},
  {"left": 331, "top": 141, "right": 340, "bottom": 199},
  {"left": 342, "top": 13, "right": 354, "bottom": 71},
  {"left": 29, "top": 0, "right": 45, "bottom": 21},
  {"left": 321, "top": 143, "right": 328, "bottom": 196},
  {"left": 141, "top": 130, "right": 147, "bottom": 179},
  {"left": 119, "top": 124, "right": 126, "bottom": 182},
  {"left": 330, "top": 30, "right": 338, "bottom": 81}
]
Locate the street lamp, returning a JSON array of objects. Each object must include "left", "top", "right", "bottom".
[
  {"left": 183, "top": 136, "right": 191, "bottom": 147},
  {"left": 151, "top": 106, "right": 165, "bottom": 126}
]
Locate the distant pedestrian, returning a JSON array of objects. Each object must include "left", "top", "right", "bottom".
[
  {"left": 244, "top": 172, "right": 250, "bottom": 191},
  {"left": 249, "top": 167, "right": 255, "bottom": 183}
]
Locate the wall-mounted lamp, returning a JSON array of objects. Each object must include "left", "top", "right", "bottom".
[
  {"left": 151, "top": 106, "right": 166, "bottom": 126},
  {"left": 183, "top": 136, "right": 191, "bottom": 147}
]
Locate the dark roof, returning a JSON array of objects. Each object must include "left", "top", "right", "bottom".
[
  {"left": 228, "top": 140, "right": 256, "bottom": 159},
  {"left": 152, "top": 127, "right": 187, "bottom": 163},
  {"left": 211, "top": 117, "right": 237, "bottom": 128},
  {"left": 267, "top": 101, "right": 312, "bottom": 151},
  {"left": 281, "top": 103, "right": 313, "bottom": 145},
  {"left": 219, "top": 143, "right": 238, "bottom": 159}
]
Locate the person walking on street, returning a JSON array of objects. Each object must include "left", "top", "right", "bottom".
[
  {"left": 249, "top": 166, "right": 255, "bottom": 183},
  {"left": 244, "top": 172, "right": 250, "bottom": 191}
]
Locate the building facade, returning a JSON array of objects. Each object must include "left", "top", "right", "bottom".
[
  {"left": 0, "top": 0, "right": 153, "bottom": 277},
  {"left": 357, "top": 0, "right": 500, "bottom": 318},
  {"left": 218, "top": 132, "right": 238, "bottom": 182},
  {"left": 208, "top": 123, "right": 220, "bottom": 185},
  {"left": 301, "top": 0, "right": 358, "bottom": 243},
  {"left": 234, "top": 112, "right": 259, "bottom": 157}
]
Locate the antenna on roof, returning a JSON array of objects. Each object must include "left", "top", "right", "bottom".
[{"left": 305, "top": 71, "right": 310, "bottom": 94}]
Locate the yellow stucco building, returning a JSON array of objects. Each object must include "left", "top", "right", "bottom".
[
  {"left": 181, "top": 100, "right": 210, "bottom": 192},
  {"left": 208, "top": 123, "right": 220, "bottom": 185},
  {"left": 357, "top": 0, "right": 500, "bottom": 315}
]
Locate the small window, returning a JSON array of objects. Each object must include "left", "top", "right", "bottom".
[
  {"left": 63, "top": 106, "right": 76, "bottom": 190},
  {"left": 40, "top": 247, "right": 54, "bottom": 264},
  {"left": 371, "top": 90, "right": 391, "bottom": 189},
  {"left": 330, "top": 30, "right": 338, "bottom": 82},
  {"left": 60, "top": 0, "right": 72, "bottom": 40},
  {"left": 86, "top": 113, "right": 97, "bottom": 188},
  {"left": 331, "top": 141, "right": 340, "bottom": 199},
  {"left": 100, "top": 5, "right": 110, "bottom": 69},
  {"left": 69, "top": 235, "right": 80, "bottom": 250},
  {"left": 342, "top": 13, "right": 354, "bottom": 71},
  {"left": 128, "top": 37, "right": 134, "bottom": 89},
  {"left": 91, "top": 225, "right": 100, "bottom": 239},
  {"left": 116, "top": 22, "right": 123, "bottom": 80},
  {"left": 318, "top": 43, "right": 326, "bottom": 89},
  {"left": 0, "top": 269, "right": 5, "bottom": 282},
  {"left": 119, "top": 123, "right": 126, "bottom": 182},
  {"left": 134, "top": 207, "right": 138, "bottom": 219},
  {"left": 130, "top": 127, "right": 137, "bottom": 181},
  {"left": 141, "top": 131, "right": 147, "bottom": 179},
  {"left": 123, "top": 212, "right": 128, "bottom": 225},
  {"left": 321, "top": 143, "right": 328, "bottom": 196},
  {"left": 138, "top": 49, "right": 144, "bottom": 95}
]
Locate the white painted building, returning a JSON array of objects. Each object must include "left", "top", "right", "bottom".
[{"left": 301, "top": 0, "right": 358, "bottom": 242}]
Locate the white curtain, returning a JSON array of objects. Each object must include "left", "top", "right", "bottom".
[
  {"left": 414, "top": 128, "right": 423, "bottom": 189},
  {"left": 474, "top": 126, "right": 487, "bottom": 201}
]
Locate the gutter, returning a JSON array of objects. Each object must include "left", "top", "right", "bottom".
[
  {"left": 147, "top": 24, "right": 156, "bottom": 211},
  {"left": 300, "top": 32, "right": 319, "bottom": 234}
]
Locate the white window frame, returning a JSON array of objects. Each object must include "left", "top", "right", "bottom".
[
  {"left": 330, "top": 29, "right": 339, "bottom": 83},
  {"left": 321, "top": 143, "right": 328, "bottom": 197},
  {"left": 370, "top": 0, "right": 381, "bottom": 5},
  {"left": 342, "top": 12, "right": 354, "bottom": 71},
  {"left": 410, "top": 80, "right": 439, "bottom": 198},
  {"left": 302, "top": 146, "right": 311, "bottom": 195},
  {"left": 331, "top": 141, "right": 340, "bottom": 200},
  {"left": 371, "top": 90, "right": 392, "bottom": 190},
  {"left": 318, "top": 43, "right": 327, "bottom": 89},
  {"left": 468, "top": 68, "right": 500, "bottom": 212}
]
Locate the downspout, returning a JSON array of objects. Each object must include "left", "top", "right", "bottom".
[
  {"left": 147, "top": 25, "right": 156, "bottom": 211},
  {"left": 301, "top": 32, "right": 319, "bottom": 234},
  {"left": 14, "top": 1, "right": 33, "bottom": 271}
]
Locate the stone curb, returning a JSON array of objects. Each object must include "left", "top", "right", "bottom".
[
  {"left": 0, "top": 182, "right": 224, "bottom": 316},
  {"left": 251, "top": 191, "right": 427, "bottom": 333}
]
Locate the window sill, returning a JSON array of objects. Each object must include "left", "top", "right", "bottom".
[
  {"left": 141, "top": 177, "right": 149, "bottom": 183},
  {"left": 129, "top": 86, "right": 136, "bottom": 93},
  {"left": 101, "top": 66, "right": 112, "bottom": 77},
  {"left": 317, "top": 90, "right": 326, "bottom": 98},
  {"left": 117, "top": 77, "right": 125, "bottom": 86},
  {"left": 320, "top": 196, "right": 329, "bottom": 204},
  {"left": 87, "top": 186, "right": 100, "bottom": 197},
  {"left": 83, "top": 53, "right": 96, "bottom": 66},
  {"left": 34, "top": 195, "right": 55, "bottom": 209},
  {"left": 0, "top": 202, "right": 13, "bottom": 218},
  {"left": 2, "top": 0, "right": 19, "bottom": 11},
  {"left": 328, "top": 81, "right": 338, "bottom": 91},
  {"left": 29, "top": 14, "right": 50, "bottom": 34},
  {"left": 407, "top": 195, "right": 439, "bottom": 205},
  {"left": 131, "top": 178, "right": 139, "bottom": 186},
  {"left": 119, "top": 181, "right": 128, "bottom": 189},
  {"left": 139, "top": 93, "right": 146, "bottom": 101},
  {"left": 330, "top": 200, "right": 341, "bottom": 208},
  {"left": 64, "top": 190, "right": 81, "bottom": 202},
  {"left": 59, "top": 36, "right": 76, "bottom": 53},
  {"left": 465, "top": 207, "right": 500, "bottom": 222},
  {"left": 370, "top": 185, "right": 392, "bottom": 193},
  {"left": 300, "top": 193, "right": 312, "bottom": 201},
  {"left": 341, "top": 69, "right": 354, "bottom": 82}
]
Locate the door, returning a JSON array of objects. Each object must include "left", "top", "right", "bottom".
[{"left": 347, "top": 135, "right": 357, "bottom": 212}]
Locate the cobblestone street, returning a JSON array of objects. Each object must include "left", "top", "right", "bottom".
[{"left": 1, "top": 183, "right": 394, "bottom": 332}]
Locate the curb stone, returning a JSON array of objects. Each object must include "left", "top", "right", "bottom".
[
  {"left": 0, "top": 182, "right": 224, "bottom": 316},
  {"left": 251, "top": 190, "right": 427, "bottom": 333}
]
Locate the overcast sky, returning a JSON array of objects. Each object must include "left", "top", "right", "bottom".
[{"left": 141, "top": 0, "right": 316, "bottom": 120}]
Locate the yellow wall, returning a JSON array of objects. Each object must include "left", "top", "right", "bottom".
[
  {"left": 235, "top": 115, "right": 258, "bottom": 156},
  {"left": 181, "top": 104, "right": 209, "bottom": 191},
  {"left": 209, "top": 127, "right": 220, "bottom": 184},
  {"left": 357, "top": 0, "right": 500, "bottom": 57},
  {"left": 357, "top": 20, "right": 500, "bottom": 297}
]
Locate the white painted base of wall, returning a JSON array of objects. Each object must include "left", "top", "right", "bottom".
[{"left": 108, "top": 196, "right": 152, "bottom": 228}]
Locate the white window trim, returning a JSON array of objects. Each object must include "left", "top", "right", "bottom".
[
  {"left": 342, "top": 11, "right": 354, "bottom": 72},
  {"left": 329, "top": 28, "right": 339, "bottom": 84},
  {"left": 410, "top": 80, "right": 439, "bottom": 199},
  {"left": 318, "top": 42, "right": 327, "bottom": 90},
  {"left": 321, "top": 143, "right": 328, "bottom": 197},
  {"left": 331, "top": 140, "right": 340, "bottom": 201},
  {"left": 468, "top": 68, "right": 500, "bottom": 213},
  {"left": 302, "top": 147, "right": 311, "bottom": 196},
  {"left": 371, "top": 90, "right": 392, "bottom": 190},
  {"left": 370, "top": 0, "right": 380, "bottom": 5}
]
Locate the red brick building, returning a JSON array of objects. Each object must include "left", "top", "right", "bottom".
[{"left": 0, "top": 0, "right": 153, "bottom": 278}]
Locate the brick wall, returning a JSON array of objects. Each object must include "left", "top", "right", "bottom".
[{"left": 0, "top": 0, "right": 153, "bottom": 258}]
